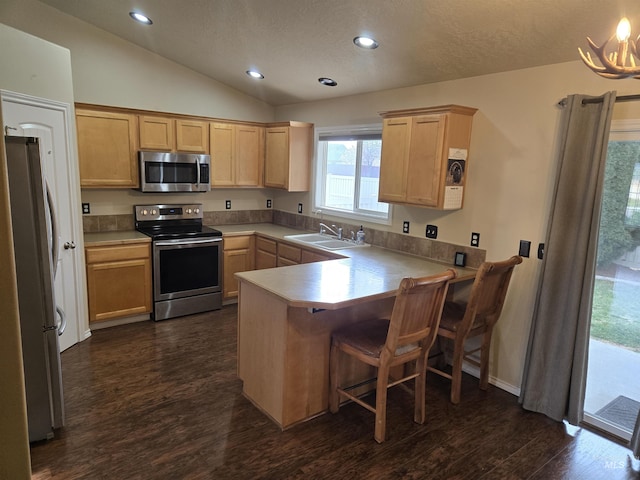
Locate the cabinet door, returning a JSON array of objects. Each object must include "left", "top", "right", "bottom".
[
  {"left": 86, "top": 258, "right": 152, "bottom": 322},
  {"left": 405, "top": 114, "right": 446, "bottom": 207},
  {"left": 139, "top": 116, "right": 175, "bottom": 150},
  {"left": 255, "top": 236, "right": 277, "bottom": 269},
  {"left": 236, "top": 124, "right": 264, "bottom": 186},
  {"left": 210, "top": 122, "right": 235, "bottom": 186},
  {"left": 301, "top": 249, "right": 332, "bottom": 263},
  {"left": 176, "top": 119, "right": 209, "bottom": 153},
  {"left": 76, "top": 109, "right": 139, "bottom": 188},
  {"left": 378, "top": 117, "right": 411, "bottom": 203},
  {"left": 264, "top": 127, "right": 289, "bottom": 189},
  {"left": 223, "top": 236, "right": 254, "bottom": 299},
  {"left": 277, "top": 242, "right": 301, "bottom": 266}
]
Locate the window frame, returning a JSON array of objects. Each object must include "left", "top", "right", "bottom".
[{"left": 313, "top": 124, "right": 392, "bottom": 225}]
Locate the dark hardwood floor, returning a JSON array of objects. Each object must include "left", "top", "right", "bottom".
[{"left": 31, "top": 305, "right": 640, "bottom": 479}]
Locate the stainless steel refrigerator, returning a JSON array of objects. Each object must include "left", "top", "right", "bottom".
[{"left": 5, "top": 136, "right": 65, "bottom": 442}]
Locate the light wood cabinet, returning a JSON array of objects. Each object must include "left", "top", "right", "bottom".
[
  {"left": 139, "top": 115, "right": 175, "bottom": 151},
  {"left": 223, "top": 235, "right": 255, "bottom": 300},
  {"left": 378, "top": 105, "right": 477, "bottom": 210},
  {"left": 85, "top": 242, "right": 152, "bottom": 323},
  {"left": 277, "top": 242, "right": 302, "bottom": 267},
  {"left": 264, "top": 121, "right": 313, "bottom": 191},
  {"left": 176, "top": 119, "right": 209, "bottom": 153},
  {"left": 301, "top": 249, "right": 334, "bottom": 263},
  {"left": 140, "top": 115, "right": 209, "bottom": 153},
  {"left": 210, "top": 122, "right": 264, "bottom": 187},
  {"left": 76, "top": 108, "right": 139, "bottom": 188},
  {"left": 255, "top": 236, "right": 277, "bottom": 270}
]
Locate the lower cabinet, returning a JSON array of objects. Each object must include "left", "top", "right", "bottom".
[
  {"left": 255, "top": 235, "right": 277, "bottom": 270},
  {"left": 223, "top": 235, "right": 255, "bottom": 300},
  {"left": 85, "top": 242, "right": 152, "bottom": 323}
]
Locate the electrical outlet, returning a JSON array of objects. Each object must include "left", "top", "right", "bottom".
[
  {"left": 298, "top": 203, "right": 303, "bottom": 214},
  {"left": 225, "top": 200, "right": 231, "bottom": 210},
  {"left": 519, "top": 240, "right": 531, "bottom": 258},
  {"left": 426, "top": 224, "right": 438, "bottom": 239},
  {"left": 266, "top": 199, "right": 272, "bottom": 208},
  {"left": 537, "top": 243, "right": 545, "bottom": 260},
  {"left": 403, "top": 221, "right": 410, "bottom": 234},
  {"left": 81, "top": 202, "right": 90, "bottom": 214},
  {"left": 470, "top": 232, "right": 480, "bottom": 247}
]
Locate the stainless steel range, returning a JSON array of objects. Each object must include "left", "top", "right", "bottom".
[{"left": 134, "top": 204, "right": 223, "bottom": 321}]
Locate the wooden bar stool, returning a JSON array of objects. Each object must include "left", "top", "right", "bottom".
[
  {"left": 428, "top": 255, "right": 522, "bottom": 404},
  {"left": 329, "top": 269, "right": 456, "bottom": 443}
]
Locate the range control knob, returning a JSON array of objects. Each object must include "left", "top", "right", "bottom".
[
  {"left": 186, "top": 208, "right": 192, "bottom": 214},
  {"left": 142, "top": 209, "right": 148, "bottom": 215},
  {"left": 194, "top": 208, "right": 200, "bottom": 214},
  {"left": 151, "top": 209, "right": 157, "bottom": 215}
]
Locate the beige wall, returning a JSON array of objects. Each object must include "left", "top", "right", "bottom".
[{"left": 274, "top": 62, "right": 634, "bottom": 391}]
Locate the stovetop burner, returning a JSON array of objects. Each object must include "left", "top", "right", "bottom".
[{"left": 134, "top": 203, "right": 222, "bottom": 240}]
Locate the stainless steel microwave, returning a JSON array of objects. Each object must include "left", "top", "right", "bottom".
[{"left": 137, "top": 151, "right": 211, "bottom": 192}]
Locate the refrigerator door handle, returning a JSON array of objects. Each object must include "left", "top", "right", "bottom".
[
  {"left": 56, "top": 305, "right": 67, "bottom": 336},
  {"left": 45, "top": 180, "right": 59, "bottom": 277}
]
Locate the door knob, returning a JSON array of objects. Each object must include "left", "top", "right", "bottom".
[{"left": 64, "top": 241, "right": 76, "bottom": 250}]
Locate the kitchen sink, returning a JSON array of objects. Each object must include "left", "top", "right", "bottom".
[{"left": 284, "top": 233, "right": 369, "bottom": 250}]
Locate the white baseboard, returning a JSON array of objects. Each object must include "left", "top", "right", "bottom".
[{"left": 460, "top": 363, "right": 521, "bottom": 397}]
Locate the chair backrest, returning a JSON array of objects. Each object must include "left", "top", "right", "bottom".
[
  {"left": 383, "top": 269, "right": 457, "bottom": 359},
  {"left": 460, "top": 255, "right": 523, "bottom": 335}
]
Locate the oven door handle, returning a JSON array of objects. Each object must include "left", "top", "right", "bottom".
[{"left": 155, "top": 237, "right": 221, "bottom": 247}]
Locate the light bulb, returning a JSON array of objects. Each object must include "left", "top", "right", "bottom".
[{"left": 616, "top": 17, "right": 631, "bottom": 42}]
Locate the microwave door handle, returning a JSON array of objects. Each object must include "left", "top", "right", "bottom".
[{"left": 195, "top": 158, "right": 201, "bottom": 188}]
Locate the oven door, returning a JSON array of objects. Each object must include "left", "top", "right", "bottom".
[{"left": 153, "top": 237, "right": 222, "bottom": 302}]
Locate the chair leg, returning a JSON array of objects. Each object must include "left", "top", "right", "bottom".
[
  {"left": 414, "top": 356, "right": 426, "bottom": 425},
  {"left": 329, "top": 341, "right": 340, "bottom": 413},
  {"left": 374, "top": 365, "right": 390, "bottom": 443},
  {"left": 450, "top": 337, "right": 465, "bottom": 404},
  {"left": 479, "top": 329, "right": 493, "bottom": 391}
]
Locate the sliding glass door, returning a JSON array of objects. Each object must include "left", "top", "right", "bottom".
[{"left": 584, "top": 118, "right": 640, "bottom": 441}]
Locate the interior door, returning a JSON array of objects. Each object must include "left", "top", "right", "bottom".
[{"left": 1, "top": 94, "right": 85, "bottom": 352}]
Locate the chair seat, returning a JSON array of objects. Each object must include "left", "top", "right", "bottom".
[{"left": 332, "top": 319, "right": 390, "bottom": 357}]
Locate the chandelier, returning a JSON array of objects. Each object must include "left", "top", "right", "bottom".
[{"left": 579, "top": 17, "right": 640, "bottom": 78}]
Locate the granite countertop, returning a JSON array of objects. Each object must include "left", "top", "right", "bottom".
[
  {"left": 84, "top": 230, "right": 151, "bottom": 246},
  {"left": 223, "top": 223, "right": 476, "bottom": 310}
]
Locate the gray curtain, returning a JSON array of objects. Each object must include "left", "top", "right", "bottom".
[{"left": 519, "top": 92, "right": 616, "bottom": 425}]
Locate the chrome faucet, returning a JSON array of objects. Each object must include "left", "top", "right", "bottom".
[{"left": 319, "top": 222, "right": 343, "bottom": 239}]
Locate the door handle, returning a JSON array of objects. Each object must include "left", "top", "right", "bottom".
[{"left": 63, "top": 241, "right": 76, "bottom": 250}]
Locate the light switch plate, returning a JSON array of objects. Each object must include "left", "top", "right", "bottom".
[
  {"left": 403, "top": 221, "right": 410, "bottom": 234},
  {"left": 426, "top": 224, "right": 438, "bottom": 239},
  {"left": 82, "top": 202, "right": 90, "bottom": 214},
  {"left": 267, "top": 199, "right": 272, "bottom": 208},
  {"left": 225, "top": 200, "right": 231, "bottom": 209},
  {"left": 298, "top": 203, "right": 303, "bottom": 214}
]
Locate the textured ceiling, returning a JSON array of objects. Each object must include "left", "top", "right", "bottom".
[{"left": 37, "top": 0, "right": 640, "bottom": 106}]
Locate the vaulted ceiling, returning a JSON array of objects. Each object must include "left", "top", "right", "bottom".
[{"left": 37, "top": 0, "right": 640, "bottom": 106}]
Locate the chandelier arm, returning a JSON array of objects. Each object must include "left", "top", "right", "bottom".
[{"left": 579, "top": 48, "right": 609, "bottom": 73}]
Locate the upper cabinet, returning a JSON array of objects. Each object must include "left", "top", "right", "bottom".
[
  {"left": 76, "top": 107, "right": 139, "bottom": 188},
  {"left": 75, "top": 103, "right": 312, "bottom": 189},
  {"left": 378, "top": 105, "right": 477, "bottom": 210},
  {"left": 264, "top": 121, "right": 313, "bottom": 191},
  {"left": 139, "top": 115, "right": 209, "bottom": 153},
  {"left": 210, "top": 122, "right": 264, "bottom": 187}
]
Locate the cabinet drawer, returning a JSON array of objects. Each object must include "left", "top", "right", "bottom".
[
  {"left": 86, "top": 243, "right": 150, "bottom": 264},
  {"left": 256, "top": 236, "right": 277, "bottom": 254},
  {"left": 278, "top": 242, "right": 301, "bottom": 263},
  {"left": 224, "top": 235, "right": 252, "bottom": 250}
]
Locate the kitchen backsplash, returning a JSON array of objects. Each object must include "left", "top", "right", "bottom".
[{"left": 83, "top": 209, "right": 485, "bottom": 268}]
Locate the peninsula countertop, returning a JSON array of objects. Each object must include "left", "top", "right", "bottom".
[{"left": 221, "top": 223, "right": 476, "bottom": 310}]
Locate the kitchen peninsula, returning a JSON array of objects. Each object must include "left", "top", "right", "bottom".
[{"left": 234, "top": 237, "right": 476, "bottom": 429}]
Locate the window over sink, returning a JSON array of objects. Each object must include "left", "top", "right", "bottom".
[{"left": 314, "top": 125, "right": 390, "bottom": 224}]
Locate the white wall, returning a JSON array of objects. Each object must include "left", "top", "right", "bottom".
[{"left": 275, "top": 61, "right": 635, "bottom": 392}]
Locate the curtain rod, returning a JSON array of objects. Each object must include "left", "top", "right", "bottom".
[
  {"left": 558, "top": 93, "right": 640, "bottom": 107},
  {"left": 583, "top": 93, "right": 640, "bottom": 104}
]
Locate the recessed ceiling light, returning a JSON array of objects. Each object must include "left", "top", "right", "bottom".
[
  {"left": 246, "top": 70, "right": 264, "bottom": 79},
  {"left": 318, "top": 77, "right": 337, "bottom": 87},
  {"left": 353, "top": 36, "right": 378, "bottom": 49},
  {"left": 129, "top": 12, "right": 153, "bottom": 25}
]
